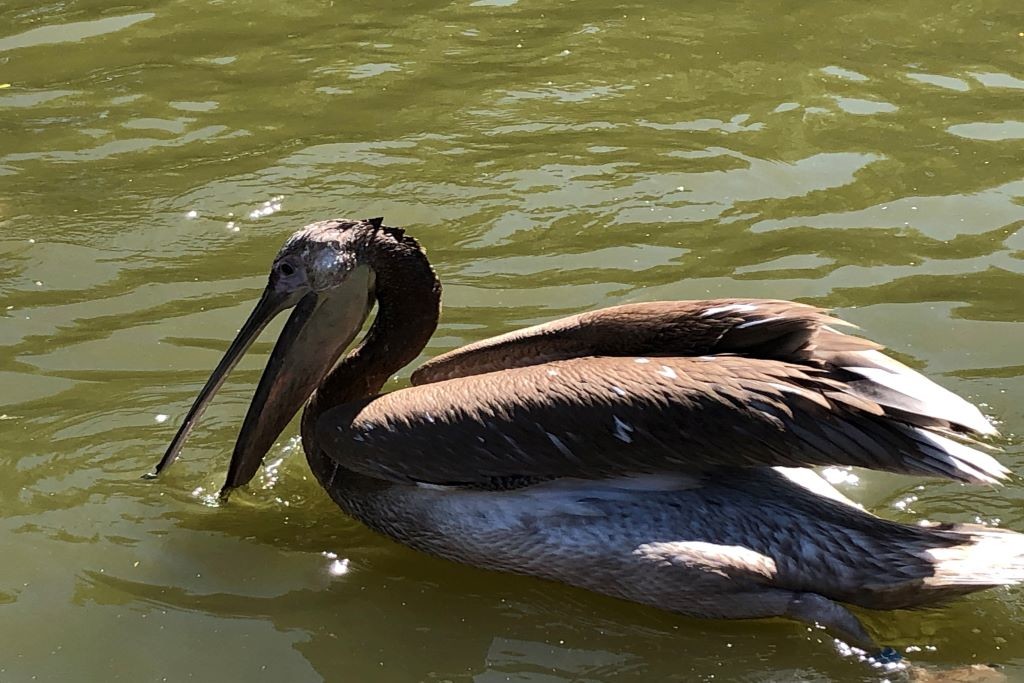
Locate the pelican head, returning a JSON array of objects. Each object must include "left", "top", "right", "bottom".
[{"left": 152, "top": 217, "right": 385, "bottom": 494}]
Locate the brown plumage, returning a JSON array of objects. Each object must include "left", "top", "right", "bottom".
[{"left": 155, "top": 217, "right": 1023, "bottom": 656}]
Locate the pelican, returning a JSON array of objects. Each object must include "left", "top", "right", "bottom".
[{"left": 153, "top": 217, "right": 1023, "bottom": 657}]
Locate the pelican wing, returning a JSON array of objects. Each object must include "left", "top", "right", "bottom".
[
  {"left": 411, "top": 299, "right": 844, "bottom": 384},
  {"left": 413, "top": 299, "right": 995, "bottom": 437},
  {"left": 316, "top": 353, "right": 1006, "bottom": 487}
]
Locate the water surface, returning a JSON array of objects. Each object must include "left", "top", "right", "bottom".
[{"left": 2, "top": 1, "right": 1023, "bottom": 681}]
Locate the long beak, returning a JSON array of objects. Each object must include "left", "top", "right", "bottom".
[
  {"left": 151, "top": 266, "right": 373, "bottom": 496},
  {"left": 149, "top": 286, "right": 300, "bottom": 480}
]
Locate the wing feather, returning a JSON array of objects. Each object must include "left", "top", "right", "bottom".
[
  {"left": 317, "top": 355, "right": 1006, "bottom": 486},
  {"left": 324, "top": 299, "right": 1001, "bottom": 487},
  {"left": 411, "top": 299, "right": 839, "bottom": 384},
  {"left": 412, "top": 299, "right": 996, "bottom": 440}
]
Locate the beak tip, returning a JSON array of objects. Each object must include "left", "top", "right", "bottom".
[{"left": 141, "top": 470, "right": 160, "bottom": 481}]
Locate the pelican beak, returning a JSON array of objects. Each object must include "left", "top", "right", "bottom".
[{"left": 151, "top": 265, "right": 373, "bottom": 497}]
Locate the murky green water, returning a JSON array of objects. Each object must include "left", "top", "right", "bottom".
[{"left": 2, "top": 2, "right": 1024, "bottom": 681}]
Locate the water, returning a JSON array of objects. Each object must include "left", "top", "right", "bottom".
[{"left": 2, "top": 1, "right": 1023, "bottom": 680}]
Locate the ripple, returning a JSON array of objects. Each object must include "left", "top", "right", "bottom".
[
  {"left": 905, "top": 72, "right": 971, "bottom": 92},
  {"left": 947, "top": 120, "right": 1024, "bottom": 141},
  {"left": 830, "top": 96, "right": 898, "bottom": 115},
  {"left": 970, "top": 72, "right": 1024, "bottom": 90},
  {"left": 348, "top": 62, "right": 401, "bottom": 80},
  {"left": 0, "top": 13, "right": 154, "bottom": 52},
  {"left": 820, "top": 65, "right": 870, "bottom": 82}
]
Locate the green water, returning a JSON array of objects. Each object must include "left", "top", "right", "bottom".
[{"left": 2, "top": 2, "right": 1024, "bottom": 680}]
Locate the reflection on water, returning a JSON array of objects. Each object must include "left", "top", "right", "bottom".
[{"left": 2, "top": 0, "right": 1024, "bottom": 680}]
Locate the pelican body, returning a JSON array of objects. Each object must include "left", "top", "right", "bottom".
[{"left": 155, "top": 218, "right": 1024, "bottom": 653}]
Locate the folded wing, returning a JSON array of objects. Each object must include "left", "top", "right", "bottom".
[{"left": 317, "top": 300, "right": 1002, "bottom": 486}]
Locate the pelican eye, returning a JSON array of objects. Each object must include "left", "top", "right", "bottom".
[{"left": 278, "top": 262, "right": 296, "bottom": 277}]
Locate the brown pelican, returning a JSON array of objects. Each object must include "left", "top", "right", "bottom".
[{"left": 153, "top": 217, "right": 1024, "bottom": 659}]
